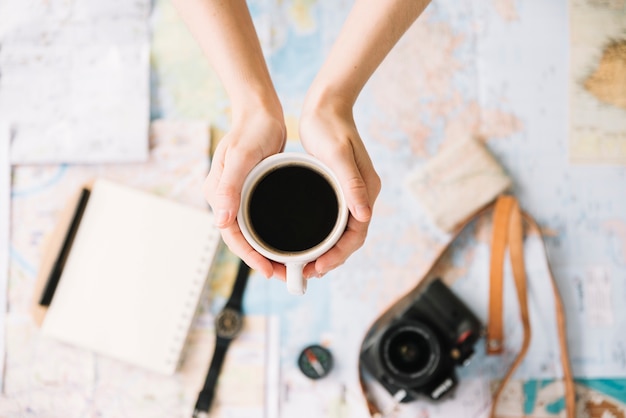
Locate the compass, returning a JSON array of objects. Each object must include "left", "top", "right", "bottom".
[{"left": 297, "top": 344, "right": 334, "bottom": 380}]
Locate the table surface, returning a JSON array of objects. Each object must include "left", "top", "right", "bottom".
[{"left": 2, "top": 0, "right": 626, "bottom": 417}]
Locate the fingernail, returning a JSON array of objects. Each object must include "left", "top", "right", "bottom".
[
  {"left": 254, "top": 267, "right": 272, "bottom": 279},
  {"left": 355, "top": 204, "right": 371, "bottom": 220},
  {"left": 215, "top": 210, "right": 230, "bottom": 226}
]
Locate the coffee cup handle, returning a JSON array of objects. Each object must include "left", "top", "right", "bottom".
[{"left": 286, "top": 262, "right": 307, "bottom": 295}]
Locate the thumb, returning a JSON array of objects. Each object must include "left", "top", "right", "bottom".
[
  {"left": 326, "top": 153, "right": 372, "bottom": 223},
  {"left": 213, "top": 151, "right": 259, "bottom": 228},
  {"left": 343, "top": 173, "right": 372, "bottom": 222}
]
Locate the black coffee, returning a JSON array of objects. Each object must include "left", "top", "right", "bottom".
[{"left": 248, "top": 165, "right": 339, "bottom": 253}]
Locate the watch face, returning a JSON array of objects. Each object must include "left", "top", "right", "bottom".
[{"left": 215, "top": 307, "right": 243, "bottom": 339}]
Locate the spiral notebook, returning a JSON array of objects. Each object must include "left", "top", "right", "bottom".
[{"left": 41, "top": 179, "right": 221, "bottom": 375}]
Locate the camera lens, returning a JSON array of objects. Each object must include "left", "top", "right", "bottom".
[
  {"left": 381, "top": 322, "right": 440, "bottom": 383},
  {"left": 388, "top": 330, "right": 430, "bottom": 374}
]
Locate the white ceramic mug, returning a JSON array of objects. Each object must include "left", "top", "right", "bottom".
[{"left": 238, "top": 152, "right": 348, "bottom": 295}]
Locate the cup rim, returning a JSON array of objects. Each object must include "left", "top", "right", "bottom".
[{"left": 237, "top": 152, "right": 349, "bottom": 263}]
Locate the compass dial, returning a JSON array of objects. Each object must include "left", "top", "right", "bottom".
[{"left": 298, "top": 344, "right": 334, "bottom": 379}]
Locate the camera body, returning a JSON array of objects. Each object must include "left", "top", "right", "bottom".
[{"left": 360, "top": 278, "right": 482, "bottom": 402}]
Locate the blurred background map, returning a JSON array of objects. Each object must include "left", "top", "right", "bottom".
[
  {"left": 569, "top": 0, "right": 626, "bottom": 164},
  {"left": 1, "top": 0, "right": 625, "bottom": 417}
]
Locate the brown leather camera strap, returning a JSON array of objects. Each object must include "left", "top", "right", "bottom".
[
  {"left": 519, "top": 212, "right": 576, "bottom": 418},
  {"left": 486, "top": 196, "right": 514, "bottom": 355},
  {"left": 358, "top": 195, "right": 576, "bottom": 418},
  {"left": 486, "top": 196, "right": 576, "bottom": 417}
]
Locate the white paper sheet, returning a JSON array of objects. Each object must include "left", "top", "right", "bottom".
[{"left": 0, "top": 0, "right": 151, "bottom": 164}]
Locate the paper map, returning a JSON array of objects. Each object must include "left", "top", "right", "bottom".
[
  {"left": 0, "top": 123, "right": 10, "bottom": 392},
  {"left": 569, "top": 0, "right": 626, "bottom": 164},
  {"left": 0, "top": 0, "right": 150, "bottom": 164},
  {"left": 1, "top": 0, "right": 625, "bottom": 417}
]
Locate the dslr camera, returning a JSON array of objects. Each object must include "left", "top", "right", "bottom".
[{"left": 360, "top": 278, "right": 482, "bottom": 402}]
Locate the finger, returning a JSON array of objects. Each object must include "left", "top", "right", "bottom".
[
  {"left": 212, "top": 147, "right": 262, "bottom": 228},
  {"left": 313, "top": 215, "right": 369, "bottom": 275},
  {"left": 303, "top": 261, "right": 320, "bottom": 279},
  {"left": 219, "top": 222, "right": 274, "bottom": 279},
  {"left": 272, "top": 264, "right": 287, "bottom": 281}
]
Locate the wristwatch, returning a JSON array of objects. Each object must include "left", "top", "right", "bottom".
[{"left": 193, "top": 259, "right": 251, "bottom": 418}]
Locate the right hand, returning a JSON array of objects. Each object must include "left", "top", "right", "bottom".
[
  {"left": 299, "top": 99, "right": 381, "bottom": 279},
  {"left": 204, "top": 109, "right": 287, "bottom": 279}
]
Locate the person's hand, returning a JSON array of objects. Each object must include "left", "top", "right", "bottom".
[
  {"left": 299, "top": 99, "right": 381, "bottom": 279},
  {"left": 204, "top": 108, "right": 287, "bottom": 279}
]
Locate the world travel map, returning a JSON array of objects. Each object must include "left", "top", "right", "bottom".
[{"left": 1, "top": 0, "right": 625, "bottom": 417}]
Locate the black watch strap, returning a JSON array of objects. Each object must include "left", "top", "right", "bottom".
[
  {"left": 193, "top": 338, "right": 230, "bottom": 417},
  {"left": 192, "top": 259, "right": 251, "bottom": 417},
  {"left": 224, "top": 261, "right": 250, "bottom": 312}
]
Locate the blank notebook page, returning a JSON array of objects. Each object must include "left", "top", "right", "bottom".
[{"left": 41, "top": 179, "right": 220, "bottom": 375}]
